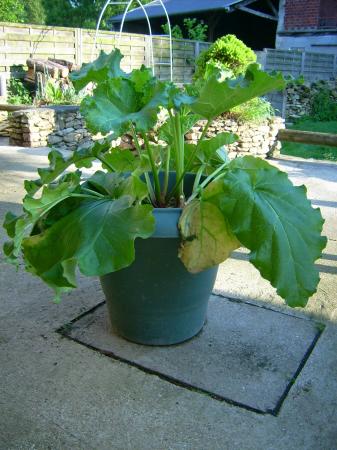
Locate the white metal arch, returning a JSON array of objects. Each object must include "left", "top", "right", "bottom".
[{"left": 92, "top": 0, "right": 173, "bottom": 81}]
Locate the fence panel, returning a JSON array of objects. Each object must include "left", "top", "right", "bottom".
[
  {"left": 260, "top": 48, "right": 337, "bottom": 81},
  {"left": 0, "top": 22, "right": 209, "bottom": 83}
]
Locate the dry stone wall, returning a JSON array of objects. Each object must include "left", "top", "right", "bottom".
[
  {"left": 9, "top": 109, "right": 55, "bottom": 147},
  {"left": 9, "top": 107, "right": 91, "bottom": 149},
  {"left": 185, "top": 116, "right": 285, "bottom": 159},
  {"left": 47, "top": 110, "right": 91, "bottom": 151},
  {"left": 0, "top": 111, "right": 7, "bottom": 122},
  {"left": 8, "top": 106, "right": 284, "bottom": 159},
  {"left": 285, "top": 79, "right": 337, "bottom": 121},
  {"left": 0, "top": 110, "right": 8, "bottom": 136}
]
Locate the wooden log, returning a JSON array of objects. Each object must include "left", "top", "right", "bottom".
[
  {"left": 47, "top": 60, "right": 69, "bottom": 78},
  {"left": 26, "top": 58, "right": 69, "bottom": 78},
  {"left": 277, "top": 129, "right": 337, "bottom": 148},
  {"left": 48, "top": 58, "right": 78, "bottom": 72},
  {"left": 24, "top": 67, "right": 36, "bottom": 83},
  {"left": 27, "top": 58, "right": 58, "bottom": 78}
]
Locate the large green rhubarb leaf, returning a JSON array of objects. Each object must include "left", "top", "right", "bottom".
[
  {"left": 191, "top": 64, "right": 286, "bottom": 120},
  {"left": 87, "top": 171, "right": 148, "bottom": 202},
  {"left": 179, "top": 199, "right": 240, "bottom": 273},
  {"left": 22, "top": 197, "right": 155, "bottom": 290},
  {"left": 23, "top": 173, "right": 80, "bottom": 221},
  {"left": 203, "top": 156, "right": 327, "bottom": 307},
  {"left": 3, "top": 176, "right": 82, "bottom": 264},
  {"left": 25, "top": 140, "right": 111, "bottom": 196},
  {"left": 81, "top": 76, "right": 169, "bottom": 136},
  {"left": 103, "top": 148, "right": 139, "bottom": 173},
  {"left": 70, "top": 49, "right": 127, "bottom": 91},
  {"left": 183, "top": 132, "right": 235, "bottom": 175}
]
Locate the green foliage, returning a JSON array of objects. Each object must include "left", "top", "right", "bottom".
[
  {"left": 41, "top": 0, "right": 73, "bottom": 27},
  {"left": 161, "top": 18, "right": 208, "bottom": 41},
  {"left": 7, "top": 78, "right": 32, "bottom": 105},
  {"left": 194, "top": 34, "right": 257, "bottom": 80},
  {"left": 0, "top": 0, "right": 46, "bottom": 25},
  {"left": 23, "top": 194, "right": 154, "bottom": 290},
  {"left": 0, "top": 0, "right": 153, "bottom": 28},
  {"left": 190, "top": 63, "right": 284, "bottom": 120},
  {"left": 71, "top": 49, "right": 126, "bottom": 91},
  {"left": 24, "top": 0, "right": 46, "bottom": 24},
  {"left": 183, "top": 18, "right": 208, "bottom": 42},
  {"left": 75, "top": 56, "right": 170, "bottom": 136},
  {"left": 36, "top": 78, "right": 83, "bottom": 105},
  {"left": 0, "top": 0, "right": 26, "bottom": 22},
  {"left": 198, "top": 157, "right": 325, "bottom": 307},
  {"left": 42, "top": 0, "right": 153, "bottom": 29},
  {"left": 3, "top": 49, "right": 326, "bottom": 309},
  {"left": 311, "top": 90, "right": 337, "bottom": 121},
  {"left": 161, "top": 23, "right": 183, "bottom": 39},
  {"left": 229, "top": 97, "right": 274, "bottom": 123},
  {"left": 281, "top": 119, "right": 337, "bottom": 161}
]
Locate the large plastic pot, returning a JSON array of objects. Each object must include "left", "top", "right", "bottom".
[{"left": 100, "top": 173, "right": 218, "bottom": 345}]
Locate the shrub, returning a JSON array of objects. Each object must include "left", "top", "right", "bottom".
[
  {"left": 161, "top": 23, "right": 183, "bottom": 39},
  {"left": 183, "top": 18, "right": 208, "bottom": 42},
  {"left": 228, "top": 97, "right": 274, "bottom": 123},
  {"left": 7, "top": 78, "right": 32, "bottom": 105},
  {"left": 311, "top": 89, "right": 337, "bottom": 121},
  {"left": 161, "top": 18, "right": 208, "bottom": 41},
  {"left": 194, "top": 34, "right": 256, "bottom": 80}
]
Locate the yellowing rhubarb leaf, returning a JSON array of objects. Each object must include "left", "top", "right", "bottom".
[{"left": 178, "top": 199, "right": 240, "bottom": 273}]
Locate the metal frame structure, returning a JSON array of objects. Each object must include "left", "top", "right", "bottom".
[{"left": 92, "top": 0, "right": 173, "bottom": 81}]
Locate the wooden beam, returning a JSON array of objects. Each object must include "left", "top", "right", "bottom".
[
  {"left": 0, "top": 104, "right": 36, "bottom": 112},
  {"left": 277, "top": 129, "right": 337, "bottom": 148},
  {"left": 265, "top": 0, "right": 278, "bottom": 17},
  {"left": 235, "top": 5, "right": 278, "bottom": 20},
  {"left": 232, "top": 0, "right": 257, "bottom": 8}
]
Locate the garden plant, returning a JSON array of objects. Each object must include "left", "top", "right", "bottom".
[
  {"left": 3, "top": 49, "right": 326, "bottom": 311},
  {"left": 194, "top": 35, "right": 274, "bottom": 124}
]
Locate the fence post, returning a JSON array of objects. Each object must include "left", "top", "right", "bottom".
[
  {"left": 300, "top": 51, "right": 305, "bottom": 77},
  {"left": 75, "top": 28, "right": 82, "bottom": 66},
  {"left": 194, "top": 41, "right": 200, "bottom": 59},
  {"left": 0, "top": 72, "right": 8, "bottom": 100},
  {"left": 194, "top": 41, "right": 200, "bottom": 73},
  {"left": 144, "top": 35, "right": 152, "bottom": 68}
]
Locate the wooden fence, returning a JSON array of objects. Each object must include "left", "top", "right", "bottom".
[
  {"left": 0, "top": 22, "right": 210, "bottom": 84},
  {"left": 257, "top": 48, "right": 337, "bottom": 82},
  {"left": 2, "top": 22, "right": 336, "bottom": 83},
  {"left": 2, "top": 22, "right": 336, "bottom": 118}
]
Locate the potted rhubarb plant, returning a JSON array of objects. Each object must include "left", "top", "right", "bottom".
[{"left": 3, "top": 49, "right": 326, "bottom": 345}]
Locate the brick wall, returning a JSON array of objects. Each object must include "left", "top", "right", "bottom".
[{"left": 285, "top": 0, "right": 321, "bottom": 29}]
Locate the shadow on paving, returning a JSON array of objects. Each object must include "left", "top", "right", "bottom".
[{"left": 230, "top": 250, "right": 337, "bottom": 276}]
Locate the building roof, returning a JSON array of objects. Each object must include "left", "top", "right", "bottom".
[{"left": 110, "top": 0, "right": 245, "bottom": 23}]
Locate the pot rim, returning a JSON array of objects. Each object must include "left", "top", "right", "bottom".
[{"left": 152, "top": 208, "right": 182, "bottom": 238}]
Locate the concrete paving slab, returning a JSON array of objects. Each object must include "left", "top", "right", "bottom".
[{"left": 63, "top": 295, "right": 321, "bottom": 415}]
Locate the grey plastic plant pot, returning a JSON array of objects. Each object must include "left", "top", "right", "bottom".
[{"left": 99, "top": 173, "right": 218, "bottom": 346}]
